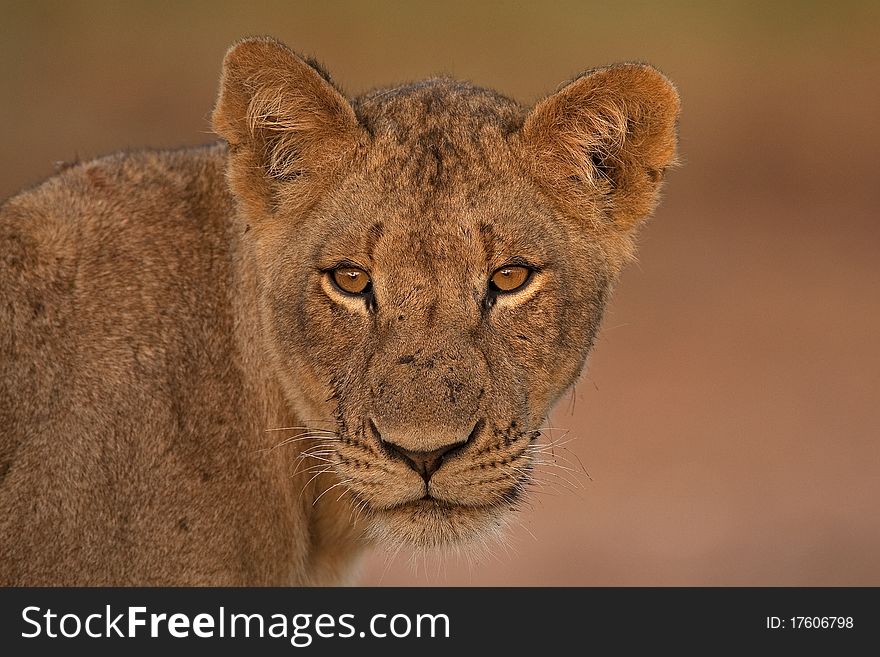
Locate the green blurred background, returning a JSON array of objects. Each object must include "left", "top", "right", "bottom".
[{"left": 2, "top": 1, "right": 878, "bottom": 585}]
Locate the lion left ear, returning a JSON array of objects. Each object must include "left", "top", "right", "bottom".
[{"left": 521, "top": 63, "right": 680, "bottom": 245}]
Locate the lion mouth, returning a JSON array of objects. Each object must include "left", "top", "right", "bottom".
[
  {"left": 387, "top": 496, "right": 463, "bottom": 512},
  {"left": 387, "top": 493, "right": 517, "bottom": 512}
]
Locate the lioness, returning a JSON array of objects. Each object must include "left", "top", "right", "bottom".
[{"left": 0, "top": 37, "right": 679, "bottom": 585}]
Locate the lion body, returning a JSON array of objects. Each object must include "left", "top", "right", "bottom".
[
  {"left": 0, "top": 145, "right": 357, "bottom": 584},
  {"left": 0, "top": 38, "right": 679, "bottom": 585}
]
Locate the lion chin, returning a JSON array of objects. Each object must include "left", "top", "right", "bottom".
[{"left": 366, "top": 499, "right": 514, "bottom": 549}]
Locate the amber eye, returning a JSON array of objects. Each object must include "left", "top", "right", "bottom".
[
  {"left": 489, "top": 265, "right": 532, "bottom": 293},
  {"left": 332, "top": 267, "right": 372, "bottom": 295}
]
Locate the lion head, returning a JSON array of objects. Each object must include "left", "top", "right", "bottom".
[{"left": 212, "top": 37, "right": 679, "bottom": 548}]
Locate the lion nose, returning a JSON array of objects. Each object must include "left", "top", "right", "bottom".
[
  {"left": 371, "top": 419, "right": 480, "bottom": 482},
  {"left": 382, "top": 442, "right": 462, "bottom": 482}
]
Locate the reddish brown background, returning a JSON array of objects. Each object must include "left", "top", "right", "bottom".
[{"left": 2, "top": 1, "right": 878, "bottom": 585}]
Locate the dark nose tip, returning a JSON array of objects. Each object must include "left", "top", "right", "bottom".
[{"left": 383, "top": 442, "right": 463, "bottom": 482}]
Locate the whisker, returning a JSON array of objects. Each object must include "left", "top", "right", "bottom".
[
  {"left": 291, "top": 459, "right": 338, "bottom": 479},
  {"left": 528, "top": 473, "right": 582, "bottom": 495},
  {"left": 259, "top": 431, "right": 340, "bottom": 454},
  {"left": 530, "top": 434, "right": 577, "bottom": 450},
  {"left": 264, "top": 426, "right": 336, "bottom": 433},
  {"left": 295, "top": 453, "right": 336, "bottom": 465},
  {"left": 514, "top": 519, "right": 538, "bottom": 543},
  {"left": 378, "top": 542, "right": 406, "bottom": 586},
  {"left": 530, "top": 448, "right": 592, "bottom": 481},
  {"left": 297, "top": 469, "right": 335, "bottom": 499},
  {"left": 348, "top": 496, "right": 372, "bottom": 528},
  {"left": 529, "top": 462, "right": 585, "bottom": 486},
  {"left": 291, "top": 445, "right": 339, "bottom": 463},
  {"left": 313, "top": 479, "right": 352, "bottom": 507},
  {"left": 530, "top": 456, "right": 588, "bottom": 478}
]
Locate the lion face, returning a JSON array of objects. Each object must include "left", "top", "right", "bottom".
[
  {"left": 265, "top": 134, "right": 609, "bottom": 546},
  {"left": 212, "top": 38, "right": 679, "bottom": 547}
]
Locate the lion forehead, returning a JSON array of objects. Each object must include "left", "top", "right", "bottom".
[{"left": 354, "top": 78, "right": 525, "bottom": 137}]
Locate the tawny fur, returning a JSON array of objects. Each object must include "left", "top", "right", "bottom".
[{"left": 0, "top": 37, "right": 679, "bottom": 585}]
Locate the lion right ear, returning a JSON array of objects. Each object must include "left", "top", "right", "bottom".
[
  {"left": 521, "top": 63, "right": 680, "bottom": 264},
  {"left": 212, "top": 37, "right": 362, "bottom": 220}
]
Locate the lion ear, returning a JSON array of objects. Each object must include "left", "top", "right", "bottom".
[
  {"left": 522, "top": 63, "right": 680, "bottom": 252},
  {"left": 212, "top": 37, "right": 362, "bottom": 219}
]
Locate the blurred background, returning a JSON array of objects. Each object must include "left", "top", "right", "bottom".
[{"left": 2, "top": 1, "right": 877, "bottom": 585}]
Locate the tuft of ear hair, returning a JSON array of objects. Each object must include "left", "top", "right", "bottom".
[
  {"left": 212, "top": 37, "right": 362, "bottom": 220},
  {"left": 522, "top": 63, "right": 680, "bottom": 262}
]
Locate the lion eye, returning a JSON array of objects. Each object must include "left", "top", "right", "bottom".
[
  {"left": 332, "top": 267, "right": 372, "bottom": 295},
  {"left": 489, "top": 265, "right": 531, "bottom": 293}
]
